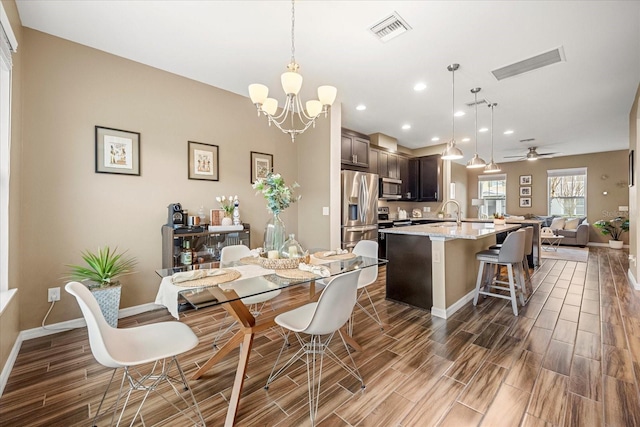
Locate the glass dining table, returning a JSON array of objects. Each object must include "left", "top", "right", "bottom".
[{"left": 154, "top": 251, "right": 385, "bottom": 427}]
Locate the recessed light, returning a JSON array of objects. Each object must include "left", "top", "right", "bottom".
[
  {"left": 479, "top": 127, "right": 489, "bottom": 133},
  {"left": 503, "top": 130, "right": 514, "bottom": 135},
  {"left": 402, "top": 124, "right": 411, "bottom": 130},
  {"left": 454, "top": 111, "right": 465, "bottom": 117},
  {"left": 431, "top": 137, "right": 440, "bottom": 142},
  {"left": 356, "top": 104, "right": 366, "bottom": 111},
  {"left": 461, "top": 137, "right": 470, "bottom": 142},
  {"left": 413, "top": 82, "right": 427, "bottom": 91}
]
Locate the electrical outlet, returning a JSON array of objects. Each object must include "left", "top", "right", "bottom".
[{"left": 48, "top": 287, "right": 60, "bottom": 302}]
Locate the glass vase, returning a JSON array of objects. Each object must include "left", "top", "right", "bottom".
[{"left": 264, "top": 212, "right": 286, "bottom": 252}]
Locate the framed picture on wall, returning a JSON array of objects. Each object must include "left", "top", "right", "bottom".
[
  {"left": 95, "top": 126, "right": 140, "bottom": 176},
  {"left": 519, "top": 197, "right": 532, "bottom": 208},
  {"left": 519, "top": 175, "right": 532, "bottom": 185},
  {"left": 250, "top": 151, "right": 273, "bottom": 183},
  {"left": 188, "top": 141, "right": 219, "bottom": 181},
  {"left": 519, "top": 186, "right": 532, "bottom": 196}
]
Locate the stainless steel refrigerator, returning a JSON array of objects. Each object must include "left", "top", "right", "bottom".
[{"left": 341, "top": 170, "right": 379, "bottom": 250}]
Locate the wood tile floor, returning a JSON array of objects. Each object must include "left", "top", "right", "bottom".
[{"left": 1, "top": 247, "right": 639, "bottom": 426}]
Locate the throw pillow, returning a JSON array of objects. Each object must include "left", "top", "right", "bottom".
[
  {"left": 564, "top": 218, "right": 580, "bottom": 230},
  {"left": 541, "top": 227, "right": 555, "bottom": 237},
  {"left": 550, "top": 217, "right": 566, "bottom": 230}
]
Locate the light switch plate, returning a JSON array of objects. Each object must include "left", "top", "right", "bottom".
[{"left": 322, "top": 207, "right": 329, "bottom": 216}]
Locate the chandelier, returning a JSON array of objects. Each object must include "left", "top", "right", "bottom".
[
  {"left": 248, "top": 0, "right": 337, "bottom": 142},
  {"left": 441, "top": 64, "right": 464, "bottom": 160}
]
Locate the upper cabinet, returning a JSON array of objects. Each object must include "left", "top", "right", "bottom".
[
  {"left": 408, "top": 155, "right": 443, "bottom": 202},
  {"left": 341, "top": 129, "right": 370, "bottom": 168}
]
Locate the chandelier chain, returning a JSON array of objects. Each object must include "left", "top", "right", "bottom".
[{"left": 290, "top": 0, "right": 296, "bottom": 65}]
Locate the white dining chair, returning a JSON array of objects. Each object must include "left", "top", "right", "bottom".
[
  {"left": 65, "top": 281, "right": 205, "bottom": 427},
  {"left": 350, "top": 240, "right": 384, "bottom": 334},
  {"left": 264, "top": 269, "right": 364, "bottom": 426},
  {"left": 214, "top": 244, "right": 282, "bottom": 346}
]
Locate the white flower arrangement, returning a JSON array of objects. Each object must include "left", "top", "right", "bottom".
[{"left": 216, "top": 195, "right": 238, "bottom": 216}]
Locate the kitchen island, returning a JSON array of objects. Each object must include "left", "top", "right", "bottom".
[{"left": 380, "top": 222, "right": 521, "bottom": 319}]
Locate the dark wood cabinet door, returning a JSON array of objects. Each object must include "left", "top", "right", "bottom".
[
  {"left": 341, "top": 135, "right": 353, "bottom": 164},
  {"left": 378, "top": 151, "right": 389, "bottom": 178},
  {"left": 352, "top": 137, "right": 369, "bottom": 167},
  {"left": 369, "top": 148, "right": 379, "bottom": 175},
  {"left": 399, "top": 156, "right": 413, "bottom": 199},
  {"left": 388, "top": 153, "right": 398, "bottom": 179},
  {"left": 418, "top": 155, "right": 442, "bottom": 201}
]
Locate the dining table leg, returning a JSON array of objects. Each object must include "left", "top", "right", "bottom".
[{"left": 225, "top": 332, "right": 254, "bottom": 427}]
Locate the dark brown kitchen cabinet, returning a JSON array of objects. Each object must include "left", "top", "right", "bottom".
[
  {"left": 398, "top": 156, "right": 412, "bottom": 199},
  {"left": 408, "top": 155, "right": 442, "bottom": 202},
  {"left": 377, "top": 150, "right": 401, "bottom": 179},
  {"left": 368, "top": 148, "right": 379, "bottom": 175},
  {"left": 341, "top": 129, "right": 369, "bottom": 168}
]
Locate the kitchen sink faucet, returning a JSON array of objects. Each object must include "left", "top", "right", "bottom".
[{"left": 440, "top": 199, "right": 462, "bottom": 226}]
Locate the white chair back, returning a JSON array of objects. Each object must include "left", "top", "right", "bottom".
[
  {"left": 65, "top": 282, "right": 122, "bottom": 368},
  {"left": 352, "top": 240, "right": 378, "bottom": 288},
  {"left": 498, "top": 229, "right": 526, "bottom": 263},
  {"left": 305, "top": 269, "right": 361, "bottom": 336},
  {"left": 220, "top": 245, "right": 251, "bottom": 263}
]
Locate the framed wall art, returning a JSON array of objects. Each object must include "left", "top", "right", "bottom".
[
  {"left": 250, "top": 151, "right": 273, "bottom": 183},
  {"left": 519, "top": 197, "right": 532, "bottom": 208},
  {"left": 519, "top": 186, "right": 532, "bottom": 196},
  {"left": 519, "top": 175, "right": 532, "bottom": 185},
  {"left": 95, "top": 126, "right": 140, "bottom": 176},
  {"left": 188, "top": 141, "right": 219, "bottom": 181}
]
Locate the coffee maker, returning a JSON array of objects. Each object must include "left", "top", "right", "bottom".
[{"left": 167, "top": 203, "right": 186, "bottom": 228}]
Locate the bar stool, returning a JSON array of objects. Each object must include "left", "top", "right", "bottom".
[
  {"left": 521, "top": 227, "right": 534, "bottom": 299},
  {"left": 473, "top": 229, "right": 527, "bottom": 315}
]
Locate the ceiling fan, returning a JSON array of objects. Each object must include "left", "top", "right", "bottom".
[{"left": 504, "top": 146, "right": 560, "bottom": 161}]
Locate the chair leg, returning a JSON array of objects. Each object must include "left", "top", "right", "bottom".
[
  {"left": 473, "top": 261, "right": 486, "bottom": 306},
  {"left": 354, "top": 287, "right": 384, "bottom": 332},
  {"left": 506, "top": 264, "right": 519, "bottom": 316},
  {"left": 91, "top": 368, "right": 117, "bottom": 427},
  {"left": 265, "top": 331, "right": 305, "bottom": 389}
]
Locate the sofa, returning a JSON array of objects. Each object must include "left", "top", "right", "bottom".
[{"left": 536, "top": 216, "right": 589, "bottom": 247}]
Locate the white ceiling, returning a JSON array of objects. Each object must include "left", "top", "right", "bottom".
[{"left": 15, "top": 1, "right": 640, "bottom": 164}]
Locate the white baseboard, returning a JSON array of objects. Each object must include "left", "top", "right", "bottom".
[
  {"left": 588, "top": 242, "right": 629, "bottom": 248},
  {"left": 0, "top": 302, "right": 161, "bottom": 398},
  {"left": 0, "top": 330, "right": 22, "bottom": 397},
  {"left": 431, "top": 290, "right": 475, "bottom": 319},
  {"left": 629, "top": 269, "right": 639, "bottom": 291}
]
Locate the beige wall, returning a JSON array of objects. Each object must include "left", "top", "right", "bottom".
[
  {"left": 0, "top": 0, "right": 22, "bottom": 378},
  {"left": 17, "top": 28, "right": 327, "bottom": 330},
  {"left": 466, "top": 150, "right": 630, "bottom": 244},
  {"left": 629, "top": 84, "right": 639, "bottom": 282}
]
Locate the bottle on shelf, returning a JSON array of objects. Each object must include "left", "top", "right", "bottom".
[{"left": 181, "top": 240, "right": 193, "bottom": 266}]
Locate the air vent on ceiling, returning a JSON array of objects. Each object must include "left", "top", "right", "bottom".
[
  {"left": 520, "top": 138, "right": 536, "bottom": 143},
  {"left": 369, "top": 12, "right": 412, "bottom": 42},
  {"left": 492, "top": 47, "right": 566, "bottom": 81},
  {"left": 466, "top": 98, "right": 488, "bottom": 107}
]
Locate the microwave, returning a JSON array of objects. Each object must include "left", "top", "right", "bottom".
[{"left": 379, "top": 177, "right": 402, "bottom": 199}]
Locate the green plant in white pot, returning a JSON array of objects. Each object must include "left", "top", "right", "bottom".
[
  {"left": 66, "top": 246, "right": 137, "bottom": 327},
  {"left": 594, "top": 217, "right": 629, "bottom": 249}
]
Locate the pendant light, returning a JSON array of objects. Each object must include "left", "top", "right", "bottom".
[
  {"left": 466, "top": 87, "right": 487, "bottom": 168},
  {"left": 484, "top": 102, "right": 502, "bottom": 173},
  {"left": 441, "top": 64, "right": 464, "bottom": 160}
]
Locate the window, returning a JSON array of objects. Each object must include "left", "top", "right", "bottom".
[
  {"left": 477, "top": 174, "right": 507, "bottom": 218},
  {"left": 0, "top": 3, "right": 17, "bottom": 297},
  {"left": 547, "top": 168, "right": 587, "bottom": 216}
]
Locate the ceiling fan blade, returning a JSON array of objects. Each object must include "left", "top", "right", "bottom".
[
  {"left": 503, "top": 154, "right": 526, "bottom": 158},
  {"left": 538, "top": 152, "right": 560, "bottom": 156}
]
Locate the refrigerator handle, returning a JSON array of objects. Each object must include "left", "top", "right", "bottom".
[{"left": 361, "top": 175, "right": 369, "bottom": 223}]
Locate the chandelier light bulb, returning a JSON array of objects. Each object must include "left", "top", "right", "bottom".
[
  {"left": 248, "top": 84, "right": 268, "bottom": 105},
  {"left": 318, "top": 85, "right": 337, "bottom": 105},
  {"left": 306, "top": 100, "right": 322, "bottom": 117}
]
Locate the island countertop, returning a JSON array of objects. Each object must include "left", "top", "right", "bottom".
[{"left": 379, "top": 222, "right": 521, "bottom": 239}]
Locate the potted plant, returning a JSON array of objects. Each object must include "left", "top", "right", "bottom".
[
  {"left": 493, "top": 213, "right": 506, "bottom": 225},
  {"left": 66, "top": 246, "right": 137, "bottom": 327},
  {"left": 594, "top": 217, "right": 629, "bottom": 249},
  {"left": 253, "top": 172, "right": 300, "bottom": 251}
]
